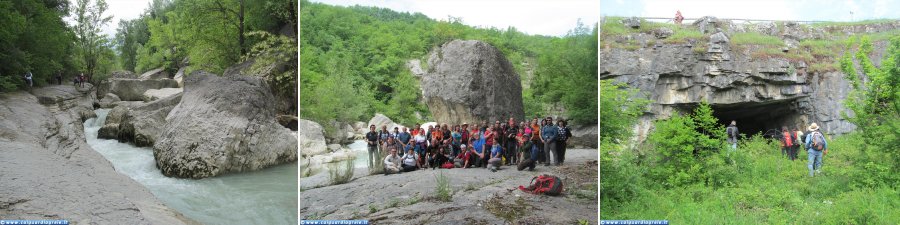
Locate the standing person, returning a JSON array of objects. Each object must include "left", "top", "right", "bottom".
[
  {"left": 472, "top": 128, "right": 486, "bottom": 168},
  {"left": 365, "top": 125, "right": 379, "bottom": 171},
  {"left": 461, "top": 123, "right": 470, "bottom": 146},
  {"left": 794, "top": 127, "right": 804, "bottom": 160},
  {"left": 383, "top": 148, "right": 402, "bottom": 175},
  {"left": 530, "top": 118, "right": 542, "bottom": 164},
  {"left": 805, "top": 123, "right": 828, "bottom": 177},
  {"left": 426, "top": 125, "right": 434, "bottom": 146},
  {"left": 378, "top": 125, "right": 390, "bottom": 152},
  {"left": 78, "top": 73, "right": 86, "bottom": 87},
  {"left": 726, "top": 121, "right": 739, "bottom": 149},
  {"left": 55, "top": 71, "right": 62, "bottom": 85},
  {"left": 780, "top": 126, "right": 795, "bottom": 160},
  {"left": 398, "top": 127, "right": 412, "bottom": 154},
  {"left": 451, "top": 125, "right": 462, "bottom": 158},
  {"left": 411, "top": 123, "right": 421, "bottom": 136},
  {"left": 505, "top": 121, "right": 518, "bottom": 165},
  {"left": 557, "top": 119, "right": 572, "bottom": 164},
  {"left": 382, "top": 136, "right": 401, "bottom": 159},
  {"left": 414, "top": 128, "right": 427, "bottom": 162},
  {"left": 674, "top": 10, "right": 684, "bottom": 25},
  {"left": 541, "top": 117, "right": 559, "bottom": 166},
  {"left": 487, "top": 136, "right": 503, "bottom": 172},
  {"left": 24, "top": 71, "right": 33, "bottom": 87},
  {"left": 483, "top": 126, "right": 495, "bottom": 168}
]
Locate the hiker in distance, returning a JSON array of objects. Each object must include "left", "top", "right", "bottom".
[
  {"left": 726, "top": 120, "right": 739, "bottom": 149},
  {"left": 805, "top": 123, "right": 828, "bottom": 177}
]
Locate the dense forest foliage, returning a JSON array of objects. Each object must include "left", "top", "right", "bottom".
[
  {"left": 0, "top": 0, "right": 112, "bottom": 91},
  {"left": 600, "top": 35, "right": 900, "bottom": 223},
  {"left": 299, "top": 0, "right": 598, "bottom": 133},
  {"left": 1, "top": 0, "right": 298, "bottom": 99}
]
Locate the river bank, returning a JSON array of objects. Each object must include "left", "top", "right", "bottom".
[
  {"left": 85, "top": 108, "right": 298, "bottom": 224},
  {"left": 0, "top": 85, "right": 193, "bottom": 224}
]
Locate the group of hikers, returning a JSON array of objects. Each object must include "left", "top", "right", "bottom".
[
  {"left": 726, "top": 121, "right": 830, "bottom": 177},
  {"left": 366, "top": 117, "right": 572, "bottom": 174},
  {"left": 16, "top": 71, "right": 87, "bottom": 88}
]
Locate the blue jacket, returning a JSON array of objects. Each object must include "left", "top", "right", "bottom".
[
  {"left": 805, "top": 131, "right": 828, "bottom": 151},
  {"left": 541, "top": 125, "right": 558, "bottom": 142}
]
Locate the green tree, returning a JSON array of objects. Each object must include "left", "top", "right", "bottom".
[
  {"left": 72, "top": 0, "right": 113, "bottom": 82},
  {"left": 0, "top": 0, "right": 75, "bottom": 91}
]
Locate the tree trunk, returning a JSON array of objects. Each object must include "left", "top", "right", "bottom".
[{"left": 239, "top": 0, "right": 245, "bottom": 56}]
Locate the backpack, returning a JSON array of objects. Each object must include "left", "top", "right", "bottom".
[
  {"left": 811, "top": 132, "right": 826, "bottom": 151},
  {"left": 518, "top": 174, "right": 563, "bottom": 196},
  {"left": 441, "top": 161, "right": 454, "bottom": 169},
  {"left": 726, "top": 126, "right": 735, "bottom": 138},
  {"left": 781, "top": 131, "right": 793, "bottom": 147}
]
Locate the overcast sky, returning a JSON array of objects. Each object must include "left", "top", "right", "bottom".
[
  {"left": 308, "top": 0, "right": 601, "bottom": 37},
  {"left": 600, "top": 0, "right": 900, "bottom": 22},
  {"left": 64, "top": 0, "right": 152, "bottom": 38}
]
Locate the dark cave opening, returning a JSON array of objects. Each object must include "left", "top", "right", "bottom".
[{"left": 709, "top": 100, "right": 800, "bottom": 139}]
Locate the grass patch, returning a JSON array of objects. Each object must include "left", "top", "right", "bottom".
[
  {"left": 368, "top": 204, "right": 378, "bottom": 213},
  {"left": 482, "top": 195, "right": 531, "bottom": 223},
  {"left": 328, "top": 159, "right": 354, "bottom": 185},
  {"left": 434, "top": 172, "right": 452, "bottom": 202}
]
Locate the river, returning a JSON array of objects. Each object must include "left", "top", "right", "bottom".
[{"left": 84, "top": 109, "right": 297, "bottom": 224}]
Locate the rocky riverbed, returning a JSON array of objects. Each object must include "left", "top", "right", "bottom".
[
  {"left": 299, "top": 148, "right": 598, "bottom": 224},
  {"left": 0, "top": 85, "right": 194, "bottom": 224}
]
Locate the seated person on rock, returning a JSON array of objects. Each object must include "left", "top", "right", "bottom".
[
  {"left": 401, "top": 148, "right": 419, "bottom": 172},
  {"left": 429, "top": 145, "right": 451, "bottom": 170},
  {"left": 455, "top": 144, "right": 473, "bottom": 168},
  {"left": 488, "top": 136, "right": 503, "bottom": 172},
  {"left": 383, "top": 148, "right": 402, "bottom": 175}
]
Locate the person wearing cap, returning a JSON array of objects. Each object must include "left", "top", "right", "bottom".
[
  {"left": 517, "top": 133, "right": 536, "bottom": 171},
  {"left": 804, "top": 123, "right": 828, "bottom": 177},
  {"left": 383, "top": 148, "right": 402, "bottom": 175}
]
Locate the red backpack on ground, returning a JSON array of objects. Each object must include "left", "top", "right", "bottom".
[
  {"left": 441, "top": 161, "right": 454, "bottom": 169},
  {"left": 519, "top": 174, "right": 563, "bottom": 196}
]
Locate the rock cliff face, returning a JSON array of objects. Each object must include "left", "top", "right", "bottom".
[
  {"left": 152, "top": 71, "right": 297, "bottom": 179},
  {"left": 0, "top": 85, "right": 191, "bottom": 224},
  {"left": 600, "top": 17, "right": 897, "bottom": 140},
  {"left": 422, "top": 40, "right": 525, "bottom": 125}
]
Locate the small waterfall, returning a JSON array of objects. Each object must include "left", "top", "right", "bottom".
[{"left": 84, "top": 109, "right": 297, "bottom": 224}]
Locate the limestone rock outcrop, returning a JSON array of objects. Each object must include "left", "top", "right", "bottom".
[
  {"left": 152, "top": 71, "right": 296, "bottom": 179},
  {"left": 422, "top": 40, "right": 525, "bottom": 125},
  {"left": 142, "top": 88, "right": 183, "bottom": 102},
  {"left": 102, "top": 78, "right": 179, "bottom": 101},
  {"left": 138, "top": 67, "right": 170, "bottom": 80}
]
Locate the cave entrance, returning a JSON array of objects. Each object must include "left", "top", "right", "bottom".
[{"left": 708, "top": 100, "right": 801, "bottom": 139}]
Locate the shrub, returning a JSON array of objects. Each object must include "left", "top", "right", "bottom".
[
  {"left": 328, "top": 160, "right": 354, "bottom": 185},
  {"left": 434, "top": 172, "right": 452, "bottom": 202}
]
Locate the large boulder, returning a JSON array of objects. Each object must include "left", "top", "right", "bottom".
[
  {"left": 367, "top": 113, "right": 404, "bottom": 131},
  {"left": 97, "top": 93, "right": 121, "bottom": 108},
  {"left": 422, "top": 40, "right": 525, "bottom": 125},
  {"left": 117, "top": 93, "right": 183, "bottom": 147},
  {"left": 174, "top": 67, "right": 186, "bottom": 87},
  {"left": 138, "top": 67, "right": 170, "bottom": 80},
  {"left": 152, "top": 71, "right": 296, "bottom": 179},
  {"left": 300, "top": 119, "right": 328, "bottom": 157},
  {"left": 568, "top": 124, "right": 598, "bottom": 148},
  {"left": 105, "top": 78, "right": 179, "bottom": 101},
  {"left": 142, "top": 88, "right": 183, "bottom": 102}
]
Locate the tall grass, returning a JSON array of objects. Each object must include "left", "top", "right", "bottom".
[
  {"left": 328, "top": 159, "right": 354, "bottom": 185},
  {"left": 602, "top": 134, "right": 900, "bottom": 223},
  {"left": 731, "top": 32, "right": 785, "bottom": 46},
  {"left": 434, "top": 172, "right": 452, "bottom": 202}
]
